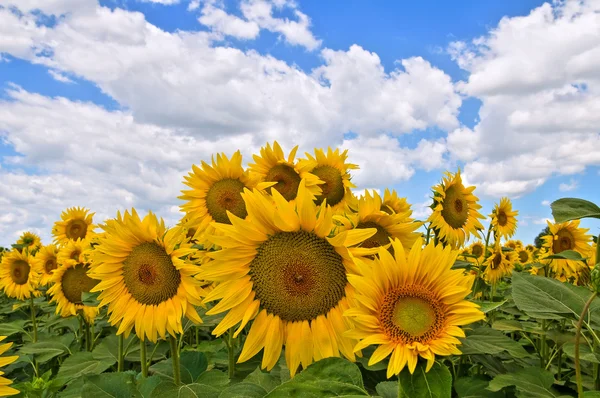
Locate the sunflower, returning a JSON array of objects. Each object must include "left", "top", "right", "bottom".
[
  {"left": 427, "top": 170, "right": 485, "bottom": 249},
  {"left": 0, "top": 250, "right": 40, "bottom": 300},
  {"left": 467, "top": 241, "right": 485, "bottom": 263},
  {"left": 249, "top": 141, "right": 322, "bottom": 201},
  {"left": 57, "top": 239, "right": 89, "bottom": 267},
  {"left": 48, "top": 260, "right": 98, "bottom": 324},
  {"left": 504, "top": 240, "right": 523, "bottom": 251},
  {"left": 490, "top": 197, "right": 518, "bottom": 239},
  {"left": 525, "top": 244, "right": 535, "bottom": 252},
  {"left": 381, "top": 189, "right": 413, "bottom": 220},
  {"left": 32, "top": 244, "right": 59, "bottom": 286},
  {"left": 541, "top": 220, "right": 592, "bottom": 278},
  {"left": 336, "top": 190, "right": 422, "bottom": 252},
  {"left": 345, "top": 238, "right": 484, "bottom": 377},
  {"left": 0, "top": 336, "right": 19, "bottom": 397},
  {"left": 199, "top": 180, "right": 377, "bottom": 376},
  {"left": 16, "top": 231, "right": 42, "bottom": 253},
  {"left": 299, "top": 147, "right": 357, "bottom": 212},
  {"left": 89, "top": 209, "right": 204, "bottom": 342},
  {"left": 516, "top": 248, "right": 531, "bottom": 265},
  {"left": 483, "top": 245, "right": 514, "bottom": 284},
  {"left": 53, "top": 207, "right": 95, "bottom": 245}
]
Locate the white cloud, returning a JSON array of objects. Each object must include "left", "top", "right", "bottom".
[
  {"left": 199, "top": 4, "right": 260, "bottom": 40},
  {"left": 449, "top": 0, "right": 600, "bottom": 197},
  {"left": 541, "top": 200, "right": 550, "bottom": 206},
  {"left": 48, "top": 69, "right": 75, "bottom": 83},
  {"left": 139, "top": 0, "right": 180, "bottom": 4},
  {"left": 559, "top": 178, "right": 578, "bottom": 192},
  {"left": 532, "top": 217, "right": 552, "bottom": 225},
  {"left": 188, "top": 0, "right": 200, "bottom": 11}
]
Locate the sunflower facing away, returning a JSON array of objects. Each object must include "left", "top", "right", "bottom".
[
  {"left": 32, "top": 244, "right": 59, "bottom": 286},
  {"left": 483, "top": 245, "right": 514, "bottom": 284},
  {"left": 53, "top": 207, "right": 95, "bottom": 246},
  {"left": 336, "top": 190, "right": 422, "bottom": 253},
  {"left": 16, "top": 231, "right": 42, "bottom": 253},
  {"left": 48, "top": 259, "right": 99, "bottom": 324},
  {"left": 542, "top": 220, "right": 592, "bottom": 279},
  {"left": 490, "top": 197, "right": 518, "bottom": 239},
  {"left": 0, "top": 336, "right": 19, "bottom": 396},
  {"left": 249, "top": 141, "right": 323, "bottom": 201},
  {"left": 427, "top": 170, "right": 485, "bottom": 249},
  {"left": 345, "top": 239, "right": 484, "bottom": 378},
  {"left": 89, "top": 209, "right": 205, "bottom": 342},
  {"left": 0, "top": 250, "right": 40, "bottom": 300},
  {"left": 381, "top": 188, "right": 413, "bottom": 221},
  {"left": 199, "top": 180, "right": 377, "bottom": 376},
  {"left": 299, "top": 147, "right": 357, "bottom": 212}
]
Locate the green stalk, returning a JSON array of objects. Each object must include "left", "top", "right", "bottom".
[
  {"left": 540, "top": 319, "right": 547, "bottom": 368},
  {"left": 117, "top": 334, "right": 125, "bottom": 372},
  {"left": 425, "top": 224, "right": 431, "bottom": 245},
  {"left": 29, "top": 296, "right": 37, "bottom": 343},
  {"left": 483, "top": 222, "right": 493, "bottom": 261},
  {"left": 195, "top": 327, "right": 200, "bottom": 348},
  {"left": 170, "top": 335, "right": 181, "bottom": 385},
  {"left": 84, "top": 321, "right": 91, "bottom": 351},
  {"left": 226, "top": 329, "right": 236, "bottom": 379},
  {"left": 575, "top": 292, "right": 598, "bottom": 397},
  {"left": 140, "top": 339, "right": 148, "bottom": 378}
]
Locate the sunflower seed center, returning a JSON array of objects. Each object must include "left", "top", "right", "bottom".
[
  {"left": 66, "top": 219, "right": 88, "bottom": 240},
  {"left": 265, "top": 164, "right": 302, "bottom": 201},
  {"left": 10, "top": 260, "right": 30, "bottom": 285},
  {"left": 441, "top": 185, "right": 468, "bottom": 229},
  {"left": 205, "top": 178, "right": 248, "bottom": 224},
  {"left": 312, "top": 165, "right": 345, "bottom": 206},
  {"left": 62, "top": 264, "right": 98, "bottom": 304}
]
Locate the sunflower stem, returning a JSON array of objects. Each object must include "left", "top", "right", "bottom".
[
  {"left": 140, "top": 339, "right": 148, "bottom": 378},
  {"left": 540, "top": 319, "right": 547, "bottom": 368},
  {"left": 195, "top": 327, "right": 200, "bottom": 348},
  {"left": 84, "top": 320, "right": 91, "bottom": 351},
  {"left": 117, "top": 334, "right": 125, "bottom": 372},
  {"left": 170, "top": 335, "right": 182, "bottom": 385},
  {"left": 575, "top": 291, "right": 597, "bottom": 397},
  {"left": 226, "top": 328, "right": 236, "bottom": 379},
  {"left": 482, "top": 222, "right": 493, "bottom": 262},
  {"left": 29, "top": 296, "right": 37, "bottom": 343},
  {"left": 425, "top": 224, "right": 431, "bottom": 245}
]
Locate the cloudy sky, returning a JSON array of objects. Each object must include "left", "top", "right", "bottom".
[{"left": 1, "top": 0, "right": 599, "bottom": 246}]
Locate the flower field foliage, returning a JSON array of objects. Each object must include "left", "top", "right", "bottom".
[{"left": 0, "top": 141, "right": 599, "bottom": 398}]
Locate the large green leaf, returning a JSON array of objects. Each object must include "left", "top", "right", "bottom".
[
  {"left": 219, "top": 383, "right": 268, "bottom": 398},
  {"left": 148, "top": 351, "right": 208, "bottom": 384},
  {"left": 266, "top": 357, "right": 368, "bottom": 397},
  {"left": 544, "top": 250, "right": 587, "bottom": 261},
  {"left": 460, "top": 327, "right": 531, "bottom": 358},
  {"left": 0, "top": 320, "right": 27, "bottom": 336},
  {"left": 244, "top": 367, "right": 281, "bottom": 393},
  {"left": 488, "top": 367, "right": 562, "bottom": 397},
  {"left": 472, "top": 300, "right": 508, "bottom": 314},
  {"left": 454, "top": 376, "right": 504, "bottom": 398},
  {"left": 562, "top": 342, "right": 600, "bottom": 364},
  {"left": 19, "top": 335, "right": 73, "bottom": 363},
  {"left": 551, "top": 198, "right": 600, "bottom": 223},
  {"left": 55, "top": 352, "right": 116, "bottom": 385},
  {"left": 375, "top": 381, "right": 396, "bottom": 398},
  {"left": 81, "top": 372, "right": 139, "bottom": 398},
  {"left": 148, "top": 381, "right": 220, "bottom": 398},
  {"left": 397, "top": 362, "right": 452, "bottom": 398}
]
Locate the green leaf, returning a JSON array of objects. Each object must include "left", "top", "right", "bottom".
[
  {"left": 397, "top": 362, "right": 452, "bottom": 398},
  {"left": 244, "top": 367, "right": 280, "bottom": 393},
  {"left": 81, "top": 291, "right": 101, "bottom": 307},
  {"left": 219, "top": 383, "right": 268, "bottom": 398},
  {"left": 551, "top": 198, "right": 600, "bottom": 223},
  {"left": 488, "top": 367, "right": 561, "bottom": 397},
  {"left": 149, "top": 382, "right": 220, "bottom": 398},
  {"left": 137, "top": 376, "right": 162, "bottom": 398},
  {"left": 375, "top": 381, "right": 397, "bottom": 398},
  {"left": 492, "top": 320, "right": 524, "bottom": 332},
  {"left": 584, "top": 392, "right": 600, "bottom": 398},
  {"left": 472, "top": 300, "right": 508, "bottom": 314},
  {"left": 56, "top": 352, "right": 116, "bottom": 385},
  {"left": 195, "top": 370, "right": 229, "bottom": 388},
  {"left": 460, "top": 327, "right": 531, "bottom": 358},
  {"left": 81, "top": 372, "right": 139, "bottom": 398},
  {"left": 454, "top": 376, "right": 503, "bottom": 398},
  {"left": 0, "top": 320, "right": 27, "bottom": 336},
  {"left": 266, "top": 357, "right": 368, "bottom": 397},
  {"left": 19, "top": 338, "right": 72, "bottom": 363},
  {"left": 562, "top": 342, "right": 600, "bottom": 364},
  {"left": 544, "top": 250, "right": 586, "bottom": 261},
  {"left": 149, "top": 351, "right": 208, "bottom": 384}
]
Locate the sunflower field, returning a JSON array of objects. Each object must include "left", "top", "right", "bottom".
[{"left": 0, "top": 142, "right": 599, "bottom": 398}]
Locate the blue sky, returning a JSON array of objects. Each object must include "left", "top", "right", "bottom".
[{"left": 0, "top": 0, "right": 599, "bottom": 246}]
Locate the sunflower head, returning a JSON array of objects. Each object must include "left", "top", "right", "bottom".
[
  {"left": 504, "top": 240, "right": 523, "bottom": 251},
  {"left": 345, "top": 238, "right": 484, "bottom": 378},
  {"left": 53, "top": 207, "right": 95, "bottom": 245},
  {"left": 16, "top": 231, "right": 42, "bottom": 253},
  {"left": 542, "top": 220, "right": 592, "bottom": 280},
  {"left": 0, "top": 336, "right": 19, "bottom": 397},
  {"left": 483, "top": 245, "right": 514, "bottom": 284},
  {"left": 427, "top": 170, "right": 485, "bottom": 249},
  {"left": 490, "top": 197, "right": 518, "bottom": 239},
  {"left": 468, "top": 241, "right": 486, "bottom": 263},
  {"left": 516, "top": 248, "right": 531, "bottom": 265},
  {"left": 381, "top": 188, "right": 413, "bottom": 221},
  {"left": 48, "top": 260, "right": 99, "bottom": 324},
  {"left": 0, "top": 249, "right": 41, "bottom": 300},
  {"left": 90, "top": 209, "right": 205, "bottom": 342},
  {"left": 57, "top": 238, "right": 90, "bottom": 267},
  {"left": 32, "top": 244, "right": 59, "bottom": 286},
  {"left": 200, "top": 180, "right": 377, "bottom": 376}
]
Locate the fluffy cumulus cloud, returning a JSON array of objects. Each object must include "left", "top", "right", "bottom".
[{"left": 448, "top": 0, "right": 600, "bottom": 197}]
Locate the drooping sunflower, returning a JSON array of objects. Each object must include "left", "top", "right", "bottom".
[
  {"left": 53, "top": 207, "right": 95, "bottom": 245},
  {"left": 504, "top": 240, "right": 523, "bottom": 251},
  {"left": 249, "top": 141, "right": 323, "bottom": 201},
  {"left": 381, "top": 188, "right": 413, "bottom": 220},
  {"left": 16, "top": 231, "right": 42, "bottom": 253},
  {"left": 516, "top": 248, "right": 531, "bottom": 265},
  {"left": 0, "top": 250, "right": 40, "bottom": 300},
  {"left": 89, "top": 209, "right": 205, "bottom": 342},
  {"left": 542, "top": 220, "right": 592, "bottom": 278},
  {"left": 0, "top": 336, "right": 19, "bottom": 397},
  {"left": 199, "top": 180, "right": 377, "bottom": 376},
  {"left": 48, "top": 260, "right": 98, "bottom": 324},
  {"left": 427, "top": 170, "right": 485, "bottom": 249},
  {"left": 490, "top": 197, "right": 518, "bottom": 239},
  {"left": 467, "top": 241, "right": 485, "bottom": 263},
  {"left": 57, "top": 239, "right": 89, "bottom": 267},
  {"left": 336, "top": 190, "right": 422, "bottom": 252},
  {"left": 299, "top": 147, "right": 357, "bottom": 212},
  {"left": 483, "top": 245, "right": 514, "bottom": 284},
  {"left": 345, "top": 238, "right": 484, "bottom": 377},
  {"left": 32, "top": 244, "right": 59, "bottom": 286},
  {"left": 525, "top": 244, "right": 535, "bottom": 252}
]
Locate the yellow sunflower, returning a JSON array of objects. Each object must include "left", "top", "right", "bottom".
[
  {"left": 427, "top": 170, "right": 485, "bottom": 249},
  {"left": 0, "top": 250, "right": 40, "bottom": 300},
  {"left": 48, "top": 260, "right": 98, "bottom": 324},
  {"left": 381, "top": 188, "right": 413, "bottom": 221},
  {"left": 249, "top": 141, "right": 322, "bottom": 201},
  {"left": 89, "top": 209, "right": 204, "bottom": 342},
  {"left": 57, "top": 239, "right": 89, "bottom": 267},
  {"left": 516, "top": 248, "right": 531, "bottom": 265},
  {"left": 0, "top": 336, "right": 19, "bottom": 397},
  {"left": 336, "top": 190, "right": 422, "bottom": 252},
  {"left": 16, "top": 231, "right": 42, "bottom": 253},
  {"left": 299, "top": 147, "right": 357, "bottom": 212},
  {"left": 32, "top": 244, "right": 59, "bottom": 286},
  {"left": 525, "top": 244, "right": 535, "bottom": 252},
  {"left": 53, "top": 207, "right": 95, "bottom": 245},
  {"left": 467, "top": 241, "right": 485, "bottom": 263},
  {"left": 542, "top": 220, "right": 592, "bottom": 278},
  {"left": 345, "top": 238, "right": 484, "bottom": 377},
  {"left": 504, "top": 240, "right": 523, "bottom": 251},
  {"left": 199, "top": 180, "right": 377, "bottom": 376},
  {"left": 483, "top": 246, "right": 514, "bottom": 284},
  {"left": 490, "top": 197, "right": 518, "bottom": 239}
]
